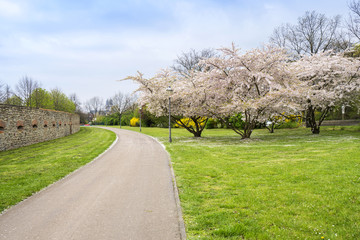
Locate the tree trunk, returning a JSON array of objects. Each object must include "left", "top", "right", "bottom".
[
  {"left": 119, "top": 114, "right": 122, "bottom": 128},
  {"left": 312, "top": 126, "right": 320, "bottom": 134},
  {"left": 241, "top": 120, "right": 254, "bottom": 139},
  {"left": 305, "top": 110, "right": 311, "bottom": 128},
  {"left": 266, "top": 123, "right": 275, "bottom": 133}
]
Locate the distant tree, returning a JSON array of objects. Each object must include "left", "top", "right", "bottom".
[
  {"left": 50, "top": 88, "right": 76, "bottom": 113},
  {"left": 3, "top": 84, "right": 12, "bottom": 104},
  {"left": 85, "top": 96, "right": 104, "bottom": 117},
  {"left": 31, "top": 88, "right": 53, "bottom": 109},
  {"left": 270, "top": 11, "right": 348, "bottom": 55},
  {"left": 15, "top": 76, "right": 40, "bottom": 107},
  {"left": 69, "top": 93, "right": 82, "bottom": 112},
  {"left": 1, "top": 84, "right": 16, "bottom": 105},
  {"left": 347, "top": 0, "right": 360, "bottom": 41},
  {"left": 0, "top": 81, "right": 4, "bottom": 103},
  {"left": 172, "top": 48, "right": 216, "bottom": 77},
  {"left": 111, "top": 92, "right": 135, "bottom": 128},
  {"left": 6, "top": 95, "right": 23, "bottom": 106}
]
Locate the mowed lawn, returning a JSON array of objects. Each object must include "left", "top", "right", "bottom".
[
  {"left": 0, "top": 127, "right": 116, "bottom": 213},
  {"left": 119, "top": 125, "right": 360, "bottom": 239}
]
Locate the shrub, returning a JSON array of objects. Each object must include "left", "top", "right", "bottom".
[
  {"left": 205, "top": 118, "right": 217, "bottom": 129},
  {"left": 130, "top": 117, "right": 140, "bottom": 127},
  {"left": 174, "top": 117, "right": 207, "bottom": 129}
]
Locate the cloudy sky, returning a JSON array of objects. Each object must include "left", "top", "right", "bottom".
[{"left": 0, "top": 0, "right": 351, "bottom": 104}]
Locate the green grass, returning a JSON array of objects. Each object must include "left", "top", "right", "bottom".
[
  {"left": 115, "top": 125, "right": 360, "bottom": 239},
  {"left": 0, "top": 127, "right": 116, "bottom": 213}
]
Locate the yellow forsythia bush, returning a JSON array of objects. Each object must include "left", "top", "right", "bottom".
[
  {"left": 174, "top": 117, "right": 207, "bottom": 128},
  {"left": 130, "top": 117, "right": 140, "bottom": 127}
]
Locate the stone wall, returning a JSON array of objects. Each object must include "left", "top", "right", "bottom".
[{"left": 0, "top": 104, "right": 80, "bottom": 151}]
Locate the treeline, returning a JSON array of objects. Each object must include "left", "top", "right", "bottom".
[
  {"left": 0, "top": 76, "right": 79, "bottom": 114},
  {"left": 85, "top": 93, "right": 170, "bottom": 127}
]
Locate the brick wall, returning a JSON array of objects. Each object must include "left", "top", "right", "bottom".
[{"left": 0, "top": 104, "right": 80, "bottom": 151}]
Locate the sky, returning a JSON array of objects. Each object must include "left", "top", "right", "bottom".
[{"left": 0, "top": 0, "right": 351, "bottom": 104}]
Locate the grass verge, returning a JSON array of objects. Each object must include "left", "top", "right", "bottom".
[
  {"left": 0, "top": 127, "right": 116, "bottom": 213},
  {"left": 116, "top": 125, "right": 360, "bottom": 239}
]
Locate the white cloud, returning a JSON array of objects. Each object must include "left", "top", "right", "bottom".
[{"left": 0, "top": 0, "right": 22, "bottom": 17}]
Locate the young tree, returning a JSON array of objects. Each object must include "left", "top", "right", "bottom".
[
  {"left": 111, "top": 92, "right": 134, "bottom": 128},
  {"left": 15, "top": 76, "right": 40, "bottom": 106},
  {"left": 291, "top": 51, "right": 360, "bottom": 134}
]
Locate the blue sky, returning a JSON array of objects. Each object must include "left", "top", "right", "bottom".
[{"left": 0, "top": 0, "right": 351, "bottom": 103}]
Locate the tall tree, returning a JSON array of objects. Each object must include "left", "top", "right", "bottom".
[
  {"left": 270, "top": 11, "right": 346, "bottom": 55},
  {"left": 172, "top": 48, "right": 216, "bottom": 77},
  {"left": 347, "top": 0, "right": 360, "bottom": 41},
  {"left": 15, "top": 76, "right": 40, "bottom": 107}
]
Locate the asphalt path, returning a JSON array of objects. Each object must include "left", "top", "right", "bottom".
[{"left": 0, "top": 127, "right": 183, "bottom": 240}]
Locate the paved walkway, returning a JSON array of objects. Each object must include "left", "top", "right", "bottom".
[{"left": 0, "top": 128, "right": 183, "bottom": 240}]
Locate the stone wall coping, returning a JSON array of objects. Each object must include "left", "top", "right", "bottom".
[{"left": 0, "top": 104, "right": 76, "bottom": 116}]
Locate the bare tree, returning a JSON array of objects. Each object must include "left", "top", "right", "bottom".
[
  {"left": 4, "top": 84, "right": 12, "bottom": 102},
  {"left": 2, "top": 84, "right": 15, "bottom": 104},
  {"left": 172, "top": 48, "right": 217, "bottom": 77},
  {"left": 270, "top": 11, "right": 347, "bottom": 55},
  {"left": 15, "top": 76, "right": 40, "bottom": 107},
  {"left": 0, "top": 81, "right": 4, "bottom": 103},
  {"left": 347, "top": 0, "right": 360, "bottom": 41},
  {"left": 86, "top": 96, "right": 104, "bottom": 117},
  {"left": 111, "top": 92, "right": 134, "bottom": 128},
  {"left": 69, "top": 93, "right": 82, "bottom": 112}
]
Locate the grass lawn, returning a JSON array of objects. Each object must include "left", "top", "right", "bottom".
[
  {"left": 115, "top": 125, "right": 360, "bottom": 239},
  {"left": 0, "top": 127, "right": 116, "bottom": 213}
]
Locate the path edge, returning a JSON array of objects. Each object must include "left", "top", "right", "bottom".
[{"left": 147, "top": 135, "right": 187, "bottom": 240}]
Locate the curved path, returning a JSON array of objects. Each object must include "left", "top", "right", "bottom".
[{"left": 0, "top": 128, "right": 183, "bottom": 240}]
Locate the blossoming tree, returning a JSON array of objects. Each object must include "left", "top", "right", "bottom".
[
  {"left": 197, "top": 44, "right": 298, "bottom": 139},
  {"left": 123, "top": 69, "right": 209, "bottom": 137},
  {"left": 291, "top": 51, "right": 360, "bottom": 134}
]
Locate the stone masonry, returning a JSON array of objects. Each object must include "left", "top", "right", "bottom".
[{"left": 0, "top": 104, "right": 80, "bottom": 151}]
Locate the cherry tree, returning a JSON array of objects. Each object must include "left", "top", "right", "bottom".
[
  {"left": 124, "top": 69, "right": 209, "bottom": 137},
  {"left": 196, "top": 44, "right": 297, "bottom": 139},
  {"left": 290, "top": 51, "right": 360, "bottom": 134}
]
